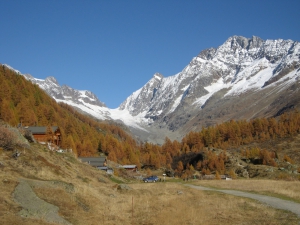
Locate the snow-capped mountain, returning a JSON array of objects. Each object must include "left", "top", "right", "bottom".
[
  {"left": 119, "top": 36, "right": 300, "bottom": 139},
  {"left": 4, "top": 35, "right": 300, "bottom": 143},
  {"left": 121, "top": 36, "right": 299, "bottom": 119}
]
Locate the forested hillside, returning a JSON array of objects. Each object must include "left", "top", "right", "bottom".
[
  {"left": 139, "top": 111, "right": 300, "bottom": 175},
  {"left": 1, "top": 64, "right": 300, "bottom": 176},
  {"left": 0, "top": 65, "right": 141, "bottom": 164}
]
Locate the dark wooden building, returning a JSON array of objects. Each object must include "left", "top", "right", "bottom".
[
  {"left": 25, "top": 126, "right": 61, "bottom": 146},
  {"left": 121, "top": 165, "right": 138, "bottom": 172}
]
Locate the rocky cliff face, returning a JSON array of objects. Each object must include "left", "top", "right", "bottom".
[{"left": 119, "top": 73, "right": 164, "bottom": 116}]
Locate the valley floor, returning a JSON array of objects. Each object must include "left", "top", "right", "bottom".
[{"left": 1, "top": 144, "right": 300, "bottom": 225}]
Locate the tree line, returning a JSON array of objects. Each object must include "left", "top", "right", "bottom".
[
  {"left": 1, "top": 64, "right": 299, "bottom": 173},
  {"left": 150, "top": 111, "right": 300, "bottom": 174}
]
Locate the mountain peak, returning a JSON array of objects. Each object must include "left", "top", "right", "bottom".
[
  {"left": 45, "top": 76, "right": 59, "bottom": 85},
  {"left": 225, "top": 35, "right": 264, "bottom": 50},
  {"left": 198, "top": 48, "right": 217, "bottom": 60},
  {"left": 153, "top": 73, "right": 163, "bottom": 80}
]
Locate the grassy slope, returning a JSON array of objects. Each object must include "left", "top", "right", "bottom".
[{"left": 1, "top": 142, "right": 300, "bottom": 225}]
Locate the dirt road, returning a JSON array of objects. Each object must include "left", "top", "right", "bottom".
[
  {"left": 13, "top": 178, "right": 71, "bottom": 225},
  {"left": 185, "top": 184, "right": 300, "bottom": 217}
]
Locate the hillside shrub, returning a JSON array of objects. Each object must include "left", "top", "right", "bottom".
[
  {"left": 0, "top": 126, "right": 17, "bottom": 150},
  {"left": 228, "top": 169, "right": 237, "bottom": 179},
  {"left": 283, "top": 155, "right": 294, "bottom": 164},
  {"left": 241, "top": 147, "right": 277, "bottom": 167}
]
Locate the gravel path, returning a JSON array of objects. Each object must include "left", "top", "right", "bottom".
[
  {"left": 185, "top": 184, "right": 300, "bottom": 217},
  {"left": 13, "top": 178, "right": 71, "bottom": 225}
]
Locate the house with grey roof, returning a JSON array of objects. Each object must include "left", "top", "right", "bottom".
[
  {"left": 24, "top": 126, "right": 61, "bottom": 147},
  {"left": 79, "top": 157, "right": 107, "bottom": 167}
]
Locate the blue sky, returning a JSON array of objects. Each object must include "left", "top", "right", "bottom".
[{"left": 1, "top": 0, "right": 300, "bottom": 108}]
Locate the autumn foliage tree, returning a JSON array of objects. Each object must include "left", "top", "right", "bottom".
[{"left": 176, "top": 161, "right": 184, "bottom": 177}]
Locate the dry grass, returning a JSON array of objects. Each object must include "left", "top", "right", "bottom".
[
  {"left": 1, "top": 144, "right": 300, "bottom": 225},
  {"left": 31, "top": 182, "right": 299, "bottom": 225},
  {"left": 122, "top": 182, "right": 300, "bottom": 225},
  {"left": 194, "top": 179, "right": 300, "bottom": 202}
]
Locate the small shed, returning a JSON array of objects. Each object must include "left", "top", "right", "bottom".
[
  {"left": 79, "top": 157, "right": 107, "bottom": 167},
  {"left": 121, "top": 165, "right": 138, "bottom": 172},
  {"left": 97, "top": 166, "right": 114, "bottom": 174}
]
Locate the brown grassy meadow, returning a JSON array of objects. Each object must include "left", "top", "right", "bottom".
[
  {"left": 22, "top": 181, "right": 300, "bottom": 225},
  {"left": 1, "top": 145, "right": 300, "bottom": 225}
]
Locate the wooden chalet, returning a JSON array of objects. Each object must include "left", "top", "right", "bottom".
[{"left": 25, "top": 126, "right": 61, "bottom": 146}]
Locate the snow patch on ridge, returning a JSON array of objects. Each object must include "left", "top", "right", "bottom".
[
  {"left": 55, "top": 98, "right": 148, "bottom": 131},
  {"left": 193, "top": 78, "right": 228, "bottom": 106},
  {"left": 109, "top": 108, "right": 149, "bottom": 131}
]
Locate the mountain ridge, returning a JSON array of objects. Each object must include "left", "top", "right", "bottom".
[
  {"left": 4, "top": 35, "right": 300, "bottom": 143},
  {"left": 118, "top": 35, "right": 300, "bottom": 141}
]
